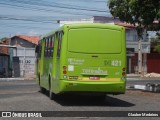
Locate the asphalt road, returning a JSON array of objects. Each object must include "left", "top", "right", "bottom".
[{"left": 0, "top": 79, "right": 160, "bottom": 120}]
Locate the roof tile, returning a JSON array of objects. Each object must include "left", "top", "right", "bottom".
[{"left": 15, "top": 35, "right": 39, "bottom": 45}]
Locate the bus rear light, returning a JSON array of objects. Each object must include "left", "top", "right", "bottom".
[
  {"left": 63, "top": 71, "right": 67, "bottom": 74},
  {"left": 122, "top": 67, "right": 126, "bottom": 71},
  {"left": 63, "top": 66, "right": 67, "bottom": 74},
  {"left": 63, "top": 66, "right": 67, "bottom": 69},
  {"left": 122, "top": 72, "right": 126, "bottom": 76}
]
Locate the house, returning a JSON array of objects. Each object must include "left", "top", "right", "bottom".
[
  {"left": 11, "top": 35, "right": 39, "bottom": 48},
  {"left": 10, "top": 35, "right": 39, "bottom": 77},
  {"left": 0, "top": 38, "right": 12, "bottom": 77}
]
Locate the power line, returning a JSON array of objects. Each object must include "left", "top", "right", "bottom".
[
  {"left": 1, "top": 0, "right": 107, "bottom": 13},
  {"left": 0, "top": 16, "right": 58, "bottom": 24},
  {"left": 46, "top": 0, "right": 105, "bottom": 9},
  {"left": 0, "top": 0, "right": 109, "bottom": 37},
  {"left": 0, "top": 23, "right": 56, "bottom": 30},
  {"left": 0, "top": 3, "right": 103, "bottom": 17},
  {"left": 0, "top": 0, "right": 109, "bottom": 22},
  {"left": 29, "top": 0, "right": 106, "bottom": 11}
]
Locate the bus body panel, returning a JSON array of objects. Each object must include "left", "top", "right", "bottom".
[
  {"left": 36, "top": 23, "right": 126, "bottom": 95},
  {"left": 60, "top": 80, "right": 125, "bottom": 94}
]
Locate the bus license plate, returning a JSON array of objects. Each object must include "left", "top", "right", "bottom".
[{"left": 89, "top": 76, "right": 100, "bottom": 80}]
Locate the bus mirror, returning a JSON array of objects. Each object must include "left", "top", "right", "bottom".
[{"left": 35, "top": 45, "right": 39, "bottom": 53}]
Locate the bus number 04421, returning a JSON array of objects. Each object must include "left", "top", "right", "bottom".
[
  {"left": 111, "top": 60, "right": 121, "bottom": 67},
  {"left": 104, "top": 60, "right": 122, "bottom": 67}
]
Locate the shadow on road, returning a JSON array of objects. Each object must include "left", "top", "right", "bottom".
[{"left": 53, "top": 94, "right": 135, "bottom": 107}]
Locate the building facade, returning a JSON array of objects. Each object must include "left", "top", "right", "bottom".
[
  {"left": 0, "top": 39, "right": 12, "bottom": 77},
  {"left": 10, "top": 35, "right": 39, "bottom": 77}
]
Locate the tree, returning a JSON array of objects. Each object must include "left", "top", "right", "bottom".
[
  {"left": 108, "top": 0, "right": 160, "bottom": 74},
  {"left": 108, "top": 0, "right": 159, "bottom": 37},
  {"left": 151, "top": 33, "right": 160, "bottom": 53}
]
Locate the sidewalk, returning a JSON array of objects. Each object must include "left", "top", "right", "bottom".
[
  {"left": 0, "top": 77, "right": 35, "bottom": 81},
  {"left": 127, "top": 74, "right": 160, "bottom": 80}
]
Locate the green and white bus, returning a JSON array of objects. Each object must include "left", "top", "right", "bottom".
[{"left": 35, "top": 23, "right": 126, "bottom": 99}]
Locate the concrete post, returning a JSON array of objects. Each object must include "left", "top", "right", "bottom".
[{"left": 138, "top": 38, "right": 142, "bottom": 74}]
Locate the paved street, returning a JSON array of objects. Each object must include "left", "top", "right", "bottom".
[{"left": 0, "top": 79, "right": 160, "bottom": 119}]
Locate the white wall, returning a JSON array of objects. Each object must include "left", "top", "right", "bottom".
[
  {"left": 13, "top": 47, "right": 36, "bottom": 77},
  {"left": 59, "top": 18, "right": 94, "bottom": 27}
]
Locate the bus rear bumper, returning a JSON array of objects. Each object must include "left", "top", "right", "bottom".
[{"left": 59, "top": 80, "right": 126, "bottom": 94}]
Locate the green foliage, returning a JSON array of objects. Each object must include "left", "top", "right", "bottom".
[
  {"left": 151, "top": 38, "right": 158, "bottom": 43},
  {"left": 151, "top": 33, "right": 160, "bottom": 53},
  {"left": 108, "top": 0, "right": 160, "bottom": 38},
  {"left": 154, "top": 44, "right": 160, "bottom": 53}
]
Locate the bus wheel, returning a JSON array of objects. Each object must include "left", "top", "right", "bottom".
[
  {"left": 49, "top": 88, "right": 55, "bottom": 100},
  {"left": 49, "top": 77, "right": 54, "bottom": 100}
]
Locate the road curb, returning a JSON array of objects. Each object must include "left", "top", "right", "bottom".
[
  {"left": 127, "top": 77, "right": 160, "bottom": 81},
  {"left": 126, "top": 83, "right": 160, "bottom": 93},
  {"left": 0, "top": 78, "right": 35, "bottom": 81}
]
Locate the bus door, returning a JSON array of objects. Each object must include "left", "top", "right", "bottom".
[{"left": 55, "top": 32, "right": 63, "bottom": 79}]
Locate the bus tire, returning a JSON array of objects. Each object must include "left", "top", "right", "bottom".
[
  {"left": 49, "top": 76, "right": 55, "bottom": 100},
  {"left": 38, "top": 74, "right": 45, "bottom": 93},
  {"left": 49, "top": 88, "right": 54, "bottom": 100}
]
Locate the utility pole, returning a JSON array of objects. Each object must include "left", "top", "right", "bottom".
[
  {"left": 138, "top": 38, "right": 142, "bottom": 75},
  {"left": 143, "top": 29, "right": 147, "bottom": 75},
  {"left": 138, "top": 29, "right": 147, "bottom": 75}
]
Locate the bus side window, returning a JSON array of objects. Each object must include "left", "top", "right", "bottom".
[
  {"left": 44, "top": 39, "right": 46, "bottom": 57},
  {"left": 57, "top": 32, "right": 62, "bottom": 58},
  {"left": 45, "top": 38, "right": 48, "bottom": 57},
  {"left": 47, "top": 38, "right": 50, "bottom": 57},
  {"left": 48, "top": 37, "right": 51, "bottom": 57},
  {"left": 49, "top": 37, "right": 51, "bottom": 57},
  {"left": 35, "top": 45, "right": 39, "bottom": 54},
  {"left": 37, "top": 41, "right": 41, "bottom": 58},
  {"left": 51, "top": 35, "right": 54, "bottom": 57},
  {"left": 39, "top": 42, "right": 41, "bottom": 58}
]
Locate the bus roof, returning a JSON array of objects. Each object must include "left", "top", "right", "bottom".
[
  {"left": 40, "top": 23, "right": 125, "bottom": 41},
  {"left": 63, "top": 23, "right": 124, "bottom": 30}
]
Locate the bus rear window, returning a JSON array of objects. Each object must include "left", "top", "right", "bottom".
[{"left": 68, "top": 28, "right": 122, "bottom": 54}]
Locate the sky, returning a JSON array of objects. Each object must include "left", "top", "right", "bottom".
[{"left": 0, "top": 0, "right": 111, "bottom": 38}]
